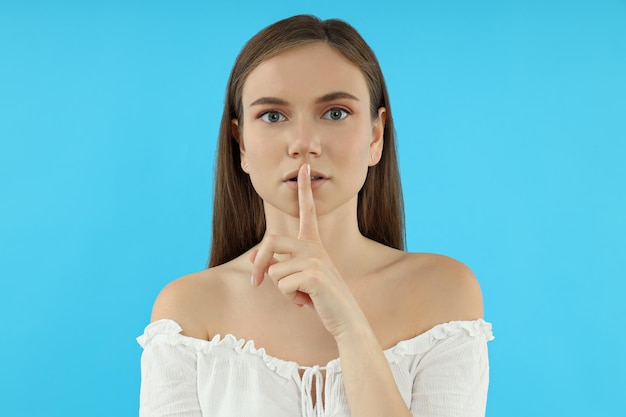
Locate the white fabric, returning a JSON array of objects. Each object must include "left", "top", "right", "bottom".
[{"left": 137, "top": 319, "right": 494, "bottom": 417}]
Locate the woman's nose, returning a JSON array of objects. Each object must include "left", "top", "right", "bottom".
[{"left": 287, "top": 119, "right": 322, "bottom": 158}]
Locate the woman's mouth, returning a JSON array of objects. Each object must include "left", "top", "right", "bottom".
[
  {"left": 284, "top": 174, "right": 328, "bottom": 189},
  {"left": 288, "top": 176, "right": 324, "bottom": 182}
]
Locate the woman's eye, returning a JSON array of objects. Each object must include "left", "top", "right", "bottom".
[
  {"left": 260, "top": 111, "right": 286, "bottom": 123},
  {"left": 323, "top": 108, "right": 349, "bottom": 121}
]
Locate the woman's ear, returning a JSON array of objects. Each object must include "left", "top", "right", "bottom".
[
  {"left": 232, "top": 119, "right": 249, "bottom": 173},
  {"left": 369, "top": 107, "right": 386, "bottom": 166}
]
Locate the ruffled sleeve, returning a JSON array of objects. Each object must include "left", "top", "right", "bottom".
[
  {"left": 407, "top": 320, "right": 494, "bottom": 417},
  {"left": 137, "top": 319, "right": 203, "bottom": 417}
]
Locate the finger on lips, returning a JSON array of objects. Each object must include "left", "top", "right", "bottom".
[
  {"left": 251, "top": 163, "right": 321, "bottom": 290},
  {"left": 298, "top": 163, "right": 320, "bottom": 241}
]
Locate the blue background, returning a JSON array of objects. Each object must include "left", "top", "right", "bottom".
[{"left": 1, "top": 0, "right": 624, "bottom": 415}]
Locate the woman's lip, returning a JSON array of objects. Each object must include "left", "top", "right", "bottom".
[
  {"left": 283, "top": 169, "right": 327, "bottom": 181},
  {"left": 283, "top": 178, "right": 328, "bottom": 190}
]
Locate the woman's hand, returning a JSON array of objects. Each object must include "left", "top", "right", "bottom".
[{"left": 250, "top": 163, "right": 365, "bottom": 338}]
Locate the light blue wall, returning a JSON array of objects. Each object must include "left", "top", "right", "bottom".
[{"left": 1, "top": 1, "right": 624, "bottom": 416}]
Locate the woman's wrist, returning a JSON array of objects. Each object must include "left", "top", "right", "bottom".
[{"left": 333, "top": 314, "right": 378, "bottom": 349}]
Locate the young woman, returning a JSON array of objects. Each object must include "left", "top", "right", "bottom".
[{"left": 138, "top": 15, "right": 493, "bottom": 417}]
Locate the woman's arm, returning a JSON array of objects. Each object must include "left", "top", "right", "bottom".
[
  {"left": 137, "top": 319, "right": 203, "bottom": 417},
  {"left": 334, "top": 267, "right": 486, "bottom": 417},
  {"left": 335, "top": 322, "right": 414, "bottom": 416},
  {"left": 409, "top": 325, "right": 492, "bottom": 417}
]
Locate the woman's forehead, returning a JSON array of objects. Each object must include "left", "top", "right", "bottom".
[{"left": 241, "top": 43, "right": 369, "bottom": 106}]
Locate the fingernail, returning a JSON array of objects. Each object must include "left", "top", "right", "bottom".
[
  {"left": 306, "top": 164, "right": 310, "bottom": 176},
  {"left": 250, "top": 275, "right": 255, "bottom": 287}
]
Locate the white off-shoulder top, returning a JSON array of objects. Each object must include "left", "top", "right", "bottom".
[{"left": 137, "top": 319, "right": 493, "bottom": 417}]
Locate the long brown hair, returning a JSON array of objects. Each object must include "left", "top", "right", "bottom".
[{"left": 208, "top": 15, "right": 405, "bottom": 267}]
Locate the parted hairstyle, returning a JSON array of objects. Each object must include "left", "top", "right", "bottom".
[{"left": 208, "top": 14, "right": 405, "bottom": 268}]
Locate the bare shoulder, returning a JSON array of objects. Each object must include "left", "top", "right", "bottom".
[
  {"left": 397, "top": 252, "right": 484, "bottom": 325},
  {"left": 150, "top": 266, "right": 229, "bottom": 339}
]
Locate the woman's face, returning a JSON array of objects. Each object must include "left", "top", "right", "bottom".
[{"left": 235, "top": 42, "right": 385, "bottom": 219}]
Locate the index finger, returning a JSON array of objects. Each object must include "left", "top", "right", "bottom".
[{"left": 297, "top": 163, "right": 320, "bottom": 241}]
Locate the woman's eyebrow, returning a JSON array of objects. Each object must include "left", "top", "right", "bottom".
[
  {"left": 249, "top": 91, "right": 359, "bottom": 107},
  {"left": 315, "top": 91, "right": 359, "bottom": 103},
  {"left": 249, "top": 97, "right": 289, "bottom": 107}
]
